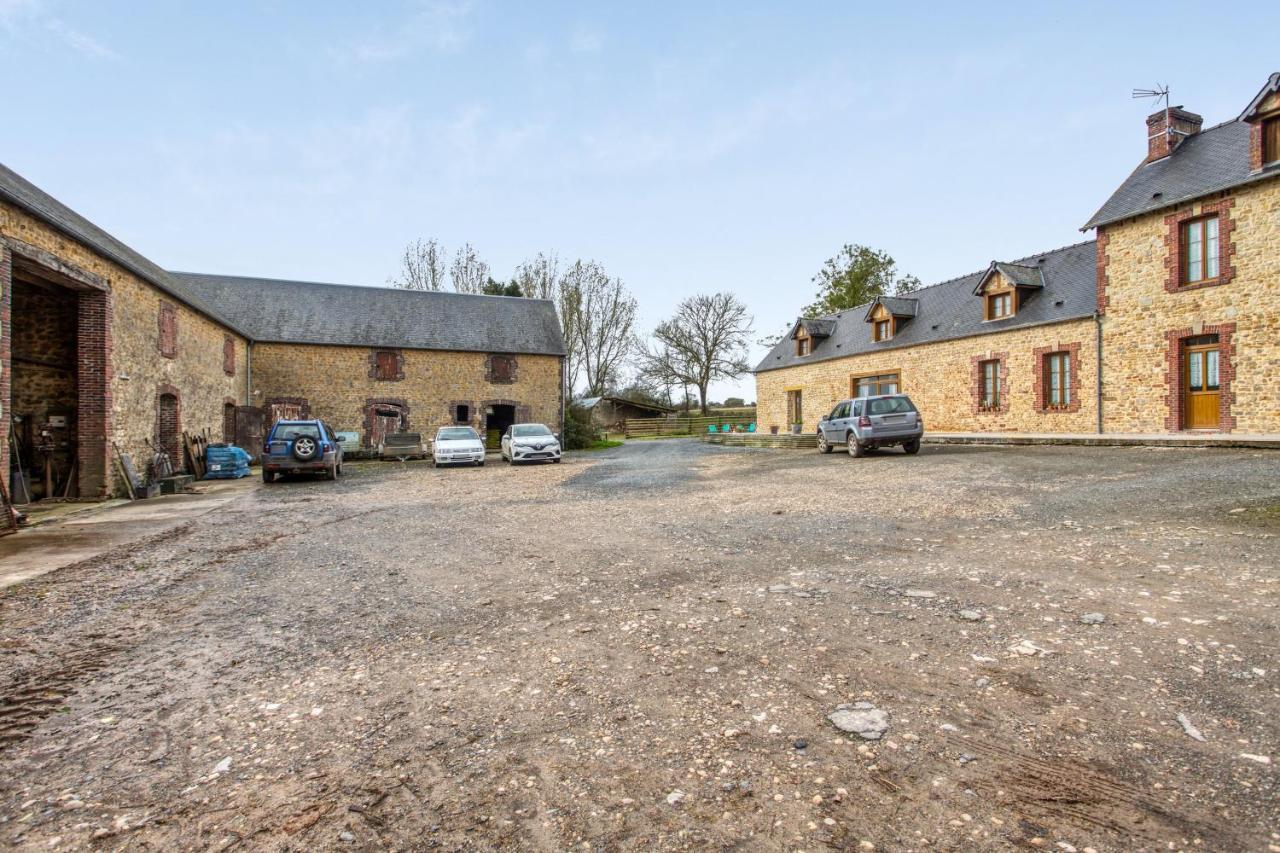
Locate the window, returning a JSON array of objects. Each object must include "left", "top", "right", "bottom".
[
  {"left": 986, "top": 292, "right": 1013, "bottom": 320},
  {"left": 796, "top": 336, "right": 811, "bottom": 356},
  {"left": 454, "top": 404, "right": 471, "bottom": 424},
  {"left": 867, "top": 396, "right": 915, "bottom": 415},
  {"left": 786, "top": 389, "right": 803, "bottom": 425},
  {"left": 1265, "top": 116, "right": 1280, "bottom": 165},
  {"left": 1044, "top": 352, "right": 1072, "bottom": 409},
  {"left": 828, "top": 401, "right": 850, "bottom": 420},
  {"left": 374, "top": 350, "right": 399, "bottom": 381},
  {"left": 873, "top": 319, "right": 892, "bottom": 341},
  {"left": 158, "top": 302, "right": 178, "bottom": 358},
  {"left": 853, "top": 373, "right": 899, "bottom": 398},
  {"left": 488, "top": 354, "right": 517, "bottom": 383},
  {"left": 978, "top": 359, "right": 1001, "bottom": 410},
  {"left": 1181, "top": 215, "right": 1220, "bottom": 284}
]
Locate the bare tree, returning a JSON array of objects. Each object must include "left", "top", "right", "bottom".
[
  {"left": 641, "top": 293, "right": 753, "bottom": 415},
  {"left": 450, "top": 243, "right": 490, "bottom": 294},
  {"left": 389, "top": 238, "right": 447, "bottom": 290},
  {"left": 560, "top": 260, "right": 636, "bottom": 397},
  {"left": 513, "top": 252, "right": 561, "bottom": 300}
]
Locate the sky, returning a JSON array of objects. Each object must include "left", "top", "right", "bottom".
[{"left": 2, "top": 1, "right": 1277, "bottom": 402}]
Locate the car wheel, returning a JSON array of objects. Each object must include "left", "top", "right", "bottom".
[
  {"left": 846, "top": 434, "right": 865, "bottom": 458},
  {"left": 817, "top": 433, "right": 832, "bottom": 454},
  {"left": 476, "top": 460, "right": 485, "bottom": 467},
  {"left": 262, "top": 469, "right": 274, "bottom": 484},
  {"left": 903, "top": 439, "right": 921, "bottom": 455}
]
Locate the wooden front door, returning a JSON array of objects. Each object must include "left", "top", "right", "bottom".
[{"left": 1184, "top": 341, "right": 1220, "bottom": 430}]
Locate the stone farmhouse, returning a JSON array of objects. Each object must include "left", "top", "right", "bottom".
[
  {"left": 1, "top": 166, "right": 566, "bottom": 501},
  {"left": 756, "top": 72, "right": 1280, "bottom": 437}
]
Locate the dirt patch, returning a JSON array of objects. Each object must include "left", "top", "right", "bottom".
[{"left": 0, "top": 444, "right": 1275, "bottom": 850}]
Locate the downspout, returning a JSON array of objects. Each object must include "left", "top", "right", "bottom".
[
  {"left": 1094, "top": 312, "right": 1103, "bottom": 434},
  {"left": 245, "top": 340, "right": 253, "bottom": 406},
  {"left": 559, "top": 355, "right": 566, "bottom": 439}
]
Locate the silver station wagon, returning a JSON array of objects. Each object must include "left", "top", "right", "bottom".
[{"left": 816, "top": 394, "right": 924, "bottom": 457}]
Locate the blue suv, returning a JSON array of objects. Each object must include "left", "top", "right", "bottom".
[{"left": 262, "top": 419, "right": 343, "bottom": 483}]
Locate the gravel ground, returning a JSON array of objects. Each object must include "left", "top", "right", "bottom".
[{"left": 0, "top": 440, "right": 1276, "bottom": 851}]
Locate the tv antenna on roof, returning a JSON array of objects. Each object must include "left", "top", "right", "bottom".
[{"left": 1132, "top": 84, "right": 1170, "bottom": 110}]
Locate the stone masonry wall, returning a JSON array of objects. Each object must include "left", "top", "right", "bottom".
[
  {"left": 1, "top": 201, "right": 249, "bottom": 495},
  {"left": 1097, "top": 176, "right": 1280, "bottom": 433},
  {"left": 249, "top": 343, "right": 564, "bottom": 442},
  {"left": 755, "top": 318, "right": 1098, "bottom": 434}
]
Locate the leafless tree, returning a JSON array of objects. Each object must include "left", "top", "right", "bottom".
[
  {"left": 389, "top": 238, "right": 447, "bottom": 290},
  {"left": 450, "top": 243, "right": 490, "bottom": 294},
  {"left": 513, "top": 252, "right": 561, "bottom": 300},
  {"left": 560, "top": 260, "right": 636, "bottom": 397},
  {"left": 640, "top": 293, "right": 753, "bottom": 415}
]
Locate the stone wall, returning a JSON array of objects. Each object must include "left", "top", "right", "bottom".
[
  {"left": 755, "top": 318, "right": 1098, "bottom": 434},
  {"left": 1096, "top": 175, "right": 1280, "bottom": 433},
  {"left": 249, "top": 343, "right": 564, "bottom": 442},
  {"left": 1, "top": 201, "right": 248, "bottom": 495}
]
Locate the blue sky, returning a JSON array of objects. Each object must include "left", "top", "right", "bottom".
[{"left": 2, "top": 1, "right": 1276, "bottom": 400}]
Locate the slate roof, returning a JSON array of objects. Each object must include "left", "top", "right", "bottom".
[
  {"left": 756, "top": 240, "right": 1097, "bottom": 374},
  {"left": 1082, "top": 118, "right": 1280, "bottom": 230},
  {"left": 0, "top": 162, "right": 249, "bottom": 336},
  {"left": 169, "top": 272, "right": 567, "bottom": 356},
  {"left": 797, "top": 318, "right": 837, "bottom": 338}
]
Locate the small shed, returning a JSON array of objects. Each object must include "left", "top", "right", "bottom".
[{"left": 577, "top": 396, "right": 675, "bottom": 429}]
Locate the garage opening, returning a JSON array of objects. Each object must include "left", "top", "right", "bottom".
[
  {"left": 9, "top": 277, "right": 78, "bottom": 501},
  {"left": 484, "top": 403, "right": 516, "bottom": 449}
]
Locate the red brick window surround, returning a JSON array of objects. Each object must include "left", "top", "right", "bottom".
[
  {"left": 487, "top": 354, "right": 518, "bottom": 384},
  {"left": 1163, "top": 323, "right": 1236, "bottom": 433},
  {"left": 1164, "top": 199, "right": 1236, "bottom": 292},
  {"left": 970, "top": 353, "right": 1008, "bottom": 414},
  {"left": 223, "top": 336, "right": 236, "bottom": 375},
  {"left": 369, "top": 349, "right": 404, "bottom": 381},
  {"left": 1033, "top": 343, "right": 1082, "bottom": 413},
  {"left": 158, "top": 301, "right": 178, "bottom": 358}
]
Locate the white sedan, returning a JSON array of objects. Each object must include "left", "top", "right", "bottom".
[
  {"left": 432, "top": 426, "right": 486, "bottom": 467},
  {"left": 501, "top": 423, "right": 562, "bottom": 464}
]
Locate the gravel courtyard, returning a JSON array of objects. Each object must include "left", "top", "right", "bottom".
[{"left": 0, "top": 441, "right": 1276, "bottom": 851}]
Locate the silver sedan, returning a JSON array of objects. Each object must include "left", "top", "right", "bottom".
[{"left": 500, "top": 423, "right": 562, "bottom": 464}]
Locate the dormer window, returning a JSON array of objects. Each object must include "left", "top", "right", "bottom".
[
  {"left": 874, "top": 319, "right": 892, "bottom": 341},
  {"left": 975, "top": 262, "right": 1040, "bottom": 321},
  {"left": 863, "top": 297, "right": 915, "bottom": 343},
  {"left": 1264, "top": 116, "right": 1280, "bottom": 165},
  {"left": 986, "top": 292, "right": 1013, "bottom": 320}
]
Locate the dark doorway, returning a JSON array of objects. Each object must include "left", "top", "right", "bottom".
[
  {"left": 484, "top": 403, "right": 516, "bottom": 449},
  {"left": 9, "top": 277, "right": 78, "bottom": 501}
]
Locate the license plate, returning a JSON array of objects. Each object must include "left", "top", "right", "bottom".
[{"left": 209, "top": 464, "right": 222, "bottom": 470}]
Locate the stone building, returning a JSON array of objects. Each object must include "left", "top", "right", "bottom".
[
  {"left": 1, "top": 166, "right": 565, "bottom": 501},
  {"left": 756, "top": 72, "right": 1280, "bottom": 437},
  {"left": 171, "top": 273, "right": 566, "bottom": 449}
]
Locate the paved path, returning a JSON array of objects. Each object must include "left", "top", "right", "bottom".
[{"left": 0, "top": 478, "right": 257, "bottom": 589}]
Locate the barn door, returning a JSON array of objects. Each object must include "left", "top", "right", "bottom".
[{"left": 235, "top": 406, "right": 266, "bottom": 460}]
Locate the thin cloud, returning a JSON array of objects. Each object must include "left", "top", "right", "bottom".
[
  {"left": 569, "top": 25, "right": 603, "bottom": 54},
  {"left": 331, "top": 0, "right": 473, "bottom": 64},
  {"left": 0, "top": 0, "right": 118, "bottom": 59}
]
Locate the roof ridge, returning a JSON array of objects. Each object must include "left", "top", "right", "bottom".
[
  {"left": 799, "top": 238, "right": 1096, "bottom": 323},
  {"left": 169, "top": 271, "right": 555, "bottom": 304}
]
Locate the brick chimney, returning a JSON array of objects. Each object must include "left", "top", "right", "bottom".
[{"left": 1146, "top": 106, "right": 1203, "bottom": 162}]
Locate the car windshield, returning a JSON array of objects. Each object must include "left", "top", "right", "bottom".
[
  {"left": 513, "top": 424, "right": 552, "bottom": 438},
  {"left": 275, "top": 424, "right": 320, "bottom": 441},
  {"left": 437, "top": 427, "right": 478, "bottom": 440},
  {"left": 867, "top": 396, "right": 915, "bottom": 415}
]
